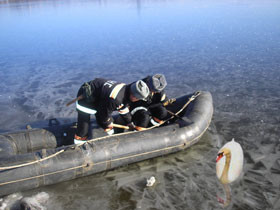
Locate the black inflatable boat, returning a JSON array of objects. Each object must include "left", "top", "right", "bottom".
[{"left": 0, "top": 91, "right": 213, "bottom": 197}]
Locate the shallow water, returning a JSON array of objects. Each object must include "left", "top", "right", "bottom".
[{"left": 0, "top": 0, "right": 279, "bottom": 209}]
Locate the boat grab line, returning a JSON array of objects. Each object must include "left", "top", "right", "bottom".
[
  {"left": 0, "top": 92, "right": 201, "bottom": 172},
  {"left": 0, "top": 117, "right": 211, "bottom": 187}
]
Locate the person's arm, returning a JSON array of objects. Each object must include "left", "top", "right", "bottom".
[
  {"left": 98, "top": 101, "right": 114, "bottom": 129},
  {"left": 150, "top": 91, "right": 168, "bottom": 106},
  {"left": 117, "top": 105, "right": 132, "bottom": 125},
  {"left": 159, "top": 91, "right": 168, "bottom": 103}
]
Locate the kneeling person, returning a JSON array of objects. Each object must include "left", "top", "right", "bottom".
[
  {"left": 74, "top": 78, "right": 150, "bottom": 144},
  {"left": 130, "top": 74, "right": 169, "bottom": 130}
]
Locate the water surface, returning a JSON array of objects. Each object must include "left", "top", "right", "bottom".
[{"left": 0, "top": 0, "right": 279, "bottom": 209}]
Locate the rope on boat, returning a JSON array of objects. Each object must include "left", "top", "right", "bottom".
[
  {"left": 0, "top": 92, "right": 211, "bottom": 187},
  {"left": 0, "top": 91, "right": 201, "bottom": 172},
  {"left": 147, "top": 91, "right": 201, "bottom": 130},
  {"left": 0, "top": 149, "right": 65, "bottom": 171},
  {"left": 0, "top": 113, "right": 212, "bottom": 187},
  {"left": 0, "top": 164, "right": 88, "bottom": 186}
]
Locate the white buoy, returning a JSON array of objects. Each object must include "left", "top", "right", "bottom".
[{"left": 216, "top": 139, "right": 244, "bottom": 184}]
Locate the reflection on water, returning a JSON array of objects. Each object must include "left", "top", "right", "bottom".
[
  {"left": 0, "top": 0, "right": 280, "bottom": 209},
  {"left": 217, "top": 184, "right": 232, "bottom": 207}
]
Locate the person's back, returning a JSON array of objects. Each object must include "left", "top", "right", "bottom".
[
  {"left": 88, "top": 78, "right": 108, "bottom": 99},
  {"left": 76, "top": 78, "right": 107, "bottom": 104}
]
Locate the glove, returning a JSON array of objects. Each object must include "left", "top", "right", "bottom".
[
  {"left": 107, "top": 122, "right": 114, "bottom": 130},
  {"left": 104, "top": 123, "right": 114, "bottom": 135},
  {"left": 163, "top": 98, "right": 176, "bottom": 106},
  {"left": 127, "top": 122, "right": 136, "bottom": 131}
]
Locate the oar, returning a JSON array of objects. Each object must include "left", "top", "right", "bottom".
[
  {"left": 66, "top": 95, "right": 83, "bottom": 107},
  {"left": 112, "top": 123, "right": 130, "bottom": 130},
  {"left": 112, "top": 123, "right": 148, "bottom": 131}
]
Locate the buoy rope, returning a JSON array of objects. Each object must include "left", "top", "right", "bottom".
[{"left": 0, "top": 91, "right": 201, "bottom": 171}]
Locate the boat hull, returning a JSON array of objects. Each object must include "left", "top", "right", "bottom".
[{"left": 0, "top": 91, "right": 213, "bottom": 197}]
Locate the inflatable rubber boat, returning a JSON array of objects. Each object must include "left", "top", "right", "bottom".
[{"left": 0, "top": 91, "right": 213, "bottom": 197}]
